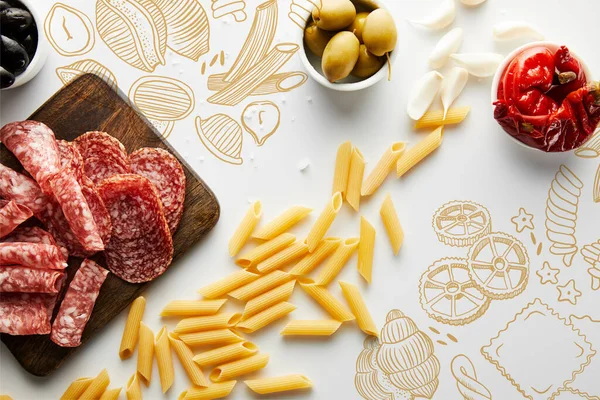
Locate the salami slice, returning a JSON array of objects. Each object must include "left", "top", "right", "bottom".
[
  {"left": 2, "top": 226, "right": 68, "bottom": 260},
  {"left": 0, "top": 164, "right": 49, "bottom": 215},
  {"left": 80, "top": 177, "right": 112, "bottom": 246},
  {"left": 97, "top": 174, "right": 173, "bottom": 283},
  {"left": 74, "top": 131, "right": 128, "bottom": 162},
  {"left": 57, "top": 140, "right": 84, "bottom": 181},
  {"left": 0, "top": 265, "right": 65, "bottom": 293},
  {"left": 0, "top": 200, "right": 32, "bottom": 238},
  {"left": 0, "top": 243, "right": 67, "bottom": 269},
  {"left": 129, "top": 147, "right": 186, "bottom": 233},
  {"left": 0, "top": 292, "right": 54, "bottom": 335},
  {"left": 42, "top": 200, "right": 91, "bottom": 258},
  {"left": 50, "top": 259, "right": 108, "bottom": 347},
  {"left": 83, "top": 155, "right": 130, "bottom": 185}
]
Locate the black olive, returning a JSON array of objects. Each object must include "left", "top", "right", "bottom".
[
  {"left": 20, "top": 31, "right": 36, "bottom": 58},
  {"left": 0, "top": 1, "right": 10, "bottom": 11},
  {"left": 0, "top": 65, "right": 15, "bottom": 88},
  {"left": 0, "top": 7, "right": 32, "bottom": 33},
  {"left": 1, "top": 34, "right": 29, "bottom": 74}
]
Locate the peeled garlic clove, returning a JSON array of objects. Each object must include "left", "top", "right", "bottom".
[
  {"left": 428, "top": 27, "right": 463, "bottom": 69},
  {"left": 450, "top": 53, "right": 504, "bottom": 78},
  {"left": 493, "top": 21, "right": 544, "bottom": 42},
  {"left": 410, "top": 0, "right": 455, "bottom": 30},
  {"left": 407, "top": 71, "right": 444, "bottom": 120},
  {"left": 460, "top": 0, "right": 486, "bottom": 5},
  {"left": 440, "top": 67, "right": 468, "bottom": 118}
]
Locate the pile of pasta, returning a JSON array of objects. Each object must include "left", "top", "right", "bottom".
[{"left": 60, "top": 369, "right": 121, "bottom": 400}]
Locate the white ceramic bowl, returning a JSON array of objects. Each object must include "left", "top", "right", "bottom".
[
  {"left": 297, "top": 0, "right": 398, "bottom": 92},
  {"left": 3, "top": 0, "right": 48, "bottom": 90}
]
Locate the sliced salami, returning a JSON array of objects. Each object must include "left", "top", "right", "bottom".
[
  {"left": 83, "top": 155, "right": 130, "bottom": 185},
  {"left": 80, "top": 177, "right": 111, "bottom": 246},
  {"left": 0, "top": 200, "right": 32, "bottom": 238},
  {"left": 0, "top": 292, "right": 54, "bottom": 335},
  {"left": 42, "top": 200, "right": 90, "bottom": 258},
  {"left": 50, "top": 259, "right": 108, "bottom": 347},
  {"left": 73, "top": 131, "right": 128, "bottom": 162},
  {"left": 0, "top": 266, "right": 65, "bottom": 293},
  {"left": 129, "top": 147, "right": 186, "bottom": 233},
  {"left": 57, "top": 140, "right": 84, "bottom": 181},
  {"left": 0, "top": 243, "right": 67, "bottom": 269},
  {"left": 97, "top": 174, "right": 173, "bottom": 283},
  {"left": 2, "top": 226, "right": 68, "bottom": 260},
  {"left": 0, "top": 163, "right": 49, "bottom": 215}
]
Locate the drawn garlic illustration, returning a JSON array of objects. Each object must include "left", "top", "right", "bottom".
[
  {"left": 241, "top": 101, "right": 280, "bottom": 146},
  {"left": 376, "top": 310, "right": 440, "bottom": 399}
]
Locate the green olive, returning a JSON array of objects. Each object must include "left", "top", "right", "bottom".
[
  {"left": 351, "top": 45, "right": 384, "bottom": 79},
  {"left": 322, "top": 31, "right": 360, "bottom": 83},
  {"left": 362, "top": 9, "right": 397, "bottom": 57},
  {"left": 304, "top": 22, "right": 334, "bottom": 58},
  {"left": 312, "top": 0, "right": 356, "bottom": 31},
  {"left": 346, "top": 12, "right": 369, "bottom": 43}
]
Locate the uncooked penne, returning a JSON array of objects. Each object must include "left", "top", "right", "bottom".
[
  {"left": 79, "top": 369, "right": 110, "bottom": 400},
  {"left": 178, "top": 329, "right": 244, "bottom": 347},
  {"left": 256, "top": 241, "right": 308, "bottom": 274},
  {"left": 346, "top": 147, "right": 365, "bottom": 211},
  {"left": 397, "top": 126, "right": 444, "bottom": 178},
  {"left": 245, "top": 374, "right": 312, "bottom": 394},
  {"left": 339, "top": 281, "right": 378, "bottom": 336},
  {"left": 125, "top": 373, "right": 142, "bottom": 400},
  {"left": 229, "top": 200, "right": 262, "bottom": 256},
  {"left": 289, "top": 237, "right": 342, "bottom": 276},
  {"left": 236, "top": 302, "right": 297, "bottom": 333},
  {"left": 155, "top": 326, "right": 174, "bottom": 393},
  {"left": 236, "top": 233, "right": 296, "bottom": 268},
  {"left": 119, "top": 296, "right": 146, "bottom": 359},
  {"left": 168, "top": 333, "right": 209, "bottom": 387},
  {"left": 362, "top": 142, "right": 406, "bottom": 196},
  {"left": 137, "top": 322, "right": 154, "bottom": 386},
  {"left": 314, "top": 238, "right": 360, "bottom": 286},
  {"left": 182, "top": 381, "right": 237, "bottom": 400},
  {"left": 193, "top": 341, "right": 259, "bottom": 367},
  {"left": 210, "top": 353, "right": 269, "bottom": 382},
  {"left": 160, "top": 299, "right": 227, "bottom": 317},
  {"left": 60, "top": 377, "right": 93, "bottom": 400},
  {"left": 280, "top": 320, "right": 343, "bottom": 336},
  {"left": 243, "top": 280, "right": 296, "bottom": 319},
  {"left": 228, "top": 270, "right": 291, "bottom": 302},
  {"left": 332, "top": 141, "right": 353, "bottom": 198},
  {"left": 300, "top": 283, "right": 355, "bottom": 322},
  {"left": 358, "top": 217, "right": 376, "bottom": 284},
  {"left": 175, "top": 313, "right": 242, "bottom": 334},
  {"left": 306, "top": 192, "right": 343, "bottom": 252},
  {"left": 415, "top": 106, "right": 470, "bottom": 129},
  {"left": 99, "top": 387, "right": 122, "bottom": 400},
  {"left": 252, "top": 206, "right": 313, "bottom": 240},
  {"left": 198, "top": 269, "right": 259, "bottom": 299},
  {"left": 380, "top": 194, "right": 404, "bottom": 255}
]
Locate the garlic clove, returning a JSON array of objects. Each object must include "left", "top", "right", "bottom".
[
  {"left": 450, "top": 53, "right": 504, "bottom": 78},
  {"left": 493, "top": 21, "right": 544, "bottom": 42},
  {"left": 460, "top": 0, "right": 487, "bottom": 5},
  {"left": 407, "top": 71, "right": 444, "bottom": 121},
  {"left": 410, "top": 0, "right": 455, "bottom": 31},
  {"left": 440, "top": 67, "right": 469, "bottom": 118},
  {"left": 428, "top": 27, "right": 463, "bottom": 69}
]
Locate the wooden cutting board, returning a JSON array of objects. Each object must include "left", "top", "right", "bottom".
[{"left": 0, "top": 74, "right": 220, "bottom": 377}]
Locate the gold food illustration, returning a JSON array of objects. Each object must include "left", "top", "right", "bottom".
[
  {"left": 581, "top": 240, "right": 600, "bottom": 290},
  {"left": 575, "top": 129, "right": 600, "bottom": 159},
  {"left": 511, "top": 208, "right": 535, "bottom": 233},
  {"left": 481, "top": 299, "right": 595, "bottom": 400},
  {"left": 241, "top": 101, "right": 281, "bottom": 146},
  {"left": 96, "top": 0, "right": 167, "bottom": 72},
  {"left": 211, "top": 0, "right": 247, "bottom": 22},
  {"left": 56, "top": 59, "right": 118, "bottom": 91},
  {"left": 557, "top": 280, "right": 582, "bottom": 305},
  {"left": 45, "top": 3, "right": 95, "bottom": 57},
  {"left": 419, "top": 258, "right": 491, "bottom": 326},
  {"left": 128, "top": 76, "right": 195, "bottom": 121},
  {"left": 207, "top": 72, "right": 308, "bottom": 97},
  {"left": 432, "top": 201, "right": 491, "bottom": 247},
  {"left": 195, "top": 114, "right": 244, "bottom": 165},
  {"left": 154, "top": 0, "right": 210, "bottom": 61},
  {"left": 546, "top": 164, "right": 584, "bottom": 267},
  {"left": 467, "top": 232, "right": 530, "bottom": 300},
  {"left": 555, "top": 389, "right": 593, "bottom": 399},
  {"left": 567, "top": 315, "right": 600, "bottom": 399},
  {"left": 289, "top": 0, "right": 321, "bottom": 30},
  {"left": 450, "top": 354, "right": 492, "bottom": 400},
  {"left": 536, "top": 261, "right": 560, "bottom": 285},
  {"left": 147, "top": 119, "right": 174, "bottom": 139},
  {"left": 594, "top": 164, "right": 599, "bottom": 203}
]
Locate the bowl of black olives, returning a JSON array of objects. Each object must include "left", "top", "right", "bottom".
[{"left": 1, "top": 0, "right": 47, "bottom": 89}]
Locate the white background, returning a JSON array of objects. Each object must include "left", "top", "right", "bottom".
[{"left": 1, "top": 0, "right": 600, "bottom": 399}]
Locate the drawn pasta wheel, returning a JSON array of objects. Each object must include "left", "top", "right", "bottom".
[
  {"left": 467, "top": 232, "right": 530, "bottom": 300},
  {"left": 433, "top": 201, "right": 491, "bottom": 247},
  {"left": 419, "top": 258, "right": 491, "bottom": 325}
]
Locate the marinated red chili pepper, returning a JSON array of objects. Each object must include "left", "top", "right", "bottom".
[{"left": 494, "top": 45, "right": 599, "bottom": 152}]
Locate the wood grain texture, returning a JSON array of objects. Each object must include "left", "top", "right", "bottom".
[{"left": 0, "top": 74, "right": 220, "bottom": 377}]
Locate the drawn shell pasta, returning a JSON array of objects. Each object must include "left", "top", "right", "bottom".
[
  {"left": 56, "top": 59, "right": 118, "bottom": 91},
  {"left": 195, "top": 115, "right": 244, "bottom": 165},
  {"left": 45, "top": 3, "right": 95, "bottom": 57},
  {"left": 432, "top": 201, "right": 491, "bottom": 247},
  {"left": 129, "top": 76, "right": 195, "bottom": 121}
]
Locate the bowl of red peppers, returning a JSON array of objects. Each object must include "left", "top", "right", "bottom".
[{"left": 492, "top": 42, "right": 599, "bottom": 153}]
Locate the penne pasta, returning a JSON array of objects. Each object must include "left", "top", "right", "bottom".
[
  {"left": 306, "top": 192, "right": 343, "bottom": 252},
  {"left": 415, "top": 106, "right": 471, "bottom": 129},
  {"left": 252, "top": 206, "right": 313, "bottom": 240},
  {"left": 236, "top": 233, "right": 296, "bottom": 268},
  {"left": 178, "top": 329, "right": 245, "bottom": 347},
  {"left": 175, "top": 313, "right": 242, "bottom": 334},
  {"left": 243, "top": 280, "right": 296, "bottom": 319},
  {"left": 198, "top": 269, "right": 259, "bottom": 299},
  {"left": 168, "top": 333, "right": 209, "bottom": 387},
  {"left": 229, "top": 201, "right": 262, "bottom": 256},
  {"left": 361, "top": 142, "right": 407, "bottom": 196},
  {"left": 289, "top": 237, "right": 342, "bottom": 276},
  {"left": 125, "top": 373, "right": 142, "bottom": 400},
  {"left": 256, "top": 241, "right": 308, "bottom": 274},
  {"left": 357, "top": 217, "right": 376, "bottom": 284},
  {"left": 236, "top": 302, "right": 296, "bottom": 333},
  {"left": 119, "top": 296, "right": 146, "bottom": 360},
  {"left": 193, "top": 341, "right": 259, "bottom": 367},
  {"left": 182, "top": 381, "right": 237, "bottom": 400},
  {"left": 245, "top": 374, "right": 312, "bottom": 394},
  {"left": 160, "top": 299, "right": 227, "bottom": 317},
  {"left": 210, "top": 353, "right": 269, "bottom": 382},
  {"left": 228, "top": 270, "right": 291, "bottom": 302},
  {"left": 346, "top": 147, "right": 365, "bottom": 211},
  {"left": 137, "top": 322, "right": 154, "bottom": 386},
  {"left": 397, "top": 126, "right": 444, "bottom": 178},
  {"left": 79, "top": 369, "right": 110, "bottom": 400},
  {"left": 314, "top": 238, "right": 360, "bottom": 286},
  {"left": 299, "top": 283, "right": 355, "bottom": 322},
  {"left": 99, "top": 388, "right": 122, "bottom": 400},
  {"left": 339, "top": 281, "right": 378, "bottom": 336},
  {"left": 280, "top": 320, "right": 342, "bottom": 336},
  {"left": 60, "top": 377, "right": 93, "bottom": 400},
  {"left": 332, "top": 141, "right": 353, "bottom": 198},
  {"left": 155, "top": 326, "right": 175, "bottom": 393},
  {"left": 380, "top": 194, "right": 404, "bottom": 255}
]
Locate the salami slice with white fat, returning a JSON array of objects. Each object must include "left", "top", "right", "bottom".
[
  {"left": 50, "top": 259, "right": 108, "bottom": 347},
  {"left": 57, "top": 140, "right": 84, "bottom": 181},
  {"left": 0, "top": 164, "right": 49, "bottom": 215},
  {"left": 2, "top": 226, "right": 68, "bottom": 260},
  {"left": 0, "top": 200, "right": 32, "bottom": 238},
  {"left": 0, "top": 243, "right": 67, "bottom": 269},
  {"left": 98, "top": 174, "right": 173, "bottom": 283},
  {"left": 0, "top": 265, "right": 65, "bottom": 293},
  {"left": 0, "top": 292, "right": 54, "bottom": 335},
  {"left": 74, "top": 131, "right": 128, "bottom": 163},
  {"left": 83, "top": 155, "right": 130, "bottom": 185},
  {"left": 129, "top": 147, "right": 186, "bottom": 233}
]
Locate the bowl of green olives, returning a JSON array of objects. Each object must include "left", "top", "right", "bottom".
[
  {"left": 1, "top": 0, "right": 48, "bottom": 90},
  {"left": 299, "top": 0, "right": 398, "bottom": 91}
]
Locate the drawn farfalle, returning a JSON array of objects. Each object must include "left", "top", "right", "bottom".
[
  {"left": 289, "top": 0, "right": 321, "bottom": 30},
  {"left": 575, "top": 129, "right": 600, "bottom": 158},
  {"left": 450, "top": 355, "right": 492, "bottom": 400},
  {"left": 432, "top": 201, "right": 492, "bottom": 247},
  {"left": 581, "top": 240, "right": 600, "bottom": 290},
  {"left": 45, "top": 3, "right": 95, "bottom": 57},
  {"left": 56, "top": 59, "right": 118, "bottom": 91},
  {"left": 195, "top": 114, "right": 244, "bottom": 165},
  {"left": 211, "top": 0, "right": 247, "bottom": 22}
]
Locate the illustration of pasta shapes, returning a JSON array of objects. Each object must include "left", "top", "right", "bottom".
[
  {"left": 594, "top": 164, "right": 600, "bottom": 203},
  {"left": 241, "top": 101, "right": 280, "bottom": 146},
  {"left": 450, "top": 355, "right": 492, "bottom": 400},
  {"left": 582, "top": 240, "right": 600, "bottom": 290},
  {"left": 432, "top": 201, "right": 491, "bottom": 247},
  {"left": 196, "top": 115, "right": 244, "bottom": 165},
  {"left": 96, "top": 0, "right": 167, "bottom": 72},
  {"left": 153, "top": 0, "right": 210, "bottom": 61},
  {"left": 575, "top": 129, "right": 600, "bottom": 158},
  {"left": 567, "top": 316, "right": 600, "bottom": 399},
  {"left": 45, "top": 3, "right": 95, "bottom": 56},
  {"left": 376, "top": 310, "right": 440, "bottom": 399},
  {"left": 56, "top": 59, "right": 118, "bottom": 91},
  {"left": 289, "top": 0, "right": 321, "bottom": 30},
  {"left": 212, "top": 0, "right": 247, "bottom": 22},
  {"left": 129, "top": 76, "right": 195, "bottom": 121},
  {"left": 545, "top": 165, "right": 583, "bottom": 267}
]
